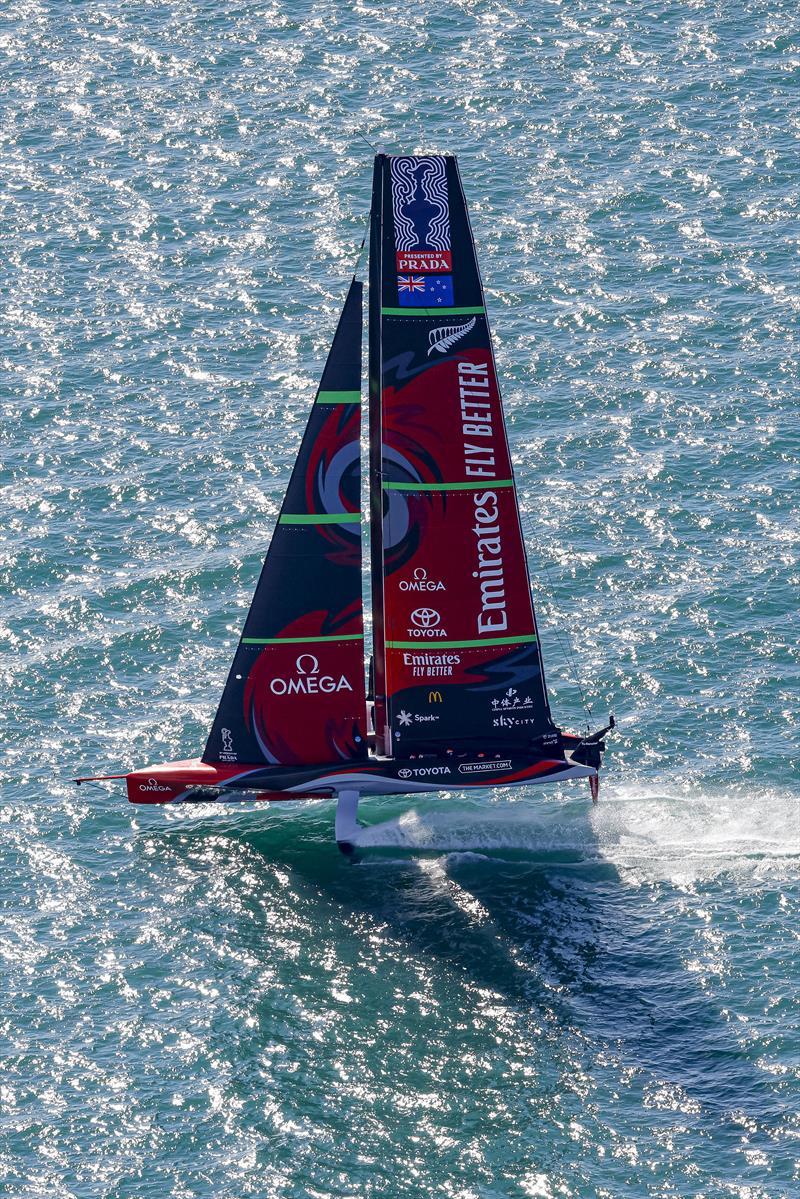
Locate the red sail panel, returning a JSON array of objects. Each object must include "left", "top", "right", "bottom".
[
  {"left": 203, "top": 282, "right": 368, "bottom": 767},
  {"left": 370, "top": 155, "right": 558, "bottom": 758}
]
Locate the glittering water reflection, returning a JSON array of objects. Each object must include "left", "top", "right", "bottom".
[{"left": 3, "top": 0, "right": 799, "bottom": 1193}]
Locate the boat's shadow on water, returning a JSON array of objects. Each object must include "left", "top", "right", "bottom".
[{"left": 162, "top": 793, "right": 784, "bottom": 1135}]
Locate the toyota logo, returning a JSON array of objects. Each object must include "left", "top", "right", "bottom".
[
  {"left": 398, "top": 768, "right": 412, "bottom": 778},
  {"left": 411, "top": 607, "right": 440, "bottom": 628}
]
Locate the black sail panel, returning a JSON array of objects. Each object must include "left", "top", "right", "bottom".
[
  {"left": 204, "top": 281, "right": 368, "bottom": 767},
  {"left": 370, "top": 155, "right": 559, "bottom": 759}
]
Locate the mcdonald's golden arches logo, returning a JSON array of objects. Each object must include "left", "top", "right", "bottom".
[{"left": 428, "top": 690, "right": 443, "bottom": 703}]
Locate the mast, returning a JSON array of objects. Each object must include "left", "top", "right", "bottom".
[{"left": 368, "top": 156, "right": 389, "bottom": 755}]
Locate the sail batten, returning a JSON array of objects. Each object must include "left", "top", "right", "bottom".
[
  {"left": 316, "top": 390, "right": 362, "bottom": 404},
  {"left": 278, "top": 512, "right": 362, "bottom": 524},
  {"left": 242, "top": 633, "right": 365, "bottom": 646},
  {"left": 381, "top": 305, "right": 486, "bottom": 317},
  {"left": 382, "top": 480, "right": 515, "bottom": 492},
  {"left": 386, "top": 635, "right": 537, "bottom": 650},
  {"left": 368, "top": 154, "right": 560, "bottom": 759}
]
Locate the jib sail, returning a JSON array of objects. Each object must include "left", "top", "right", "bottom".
[
  {"left": 204, "top": 281, "right": 368, "bottom": 767},
  {"left": 369, "top": 155, "right": 559, "bottom": 758}
]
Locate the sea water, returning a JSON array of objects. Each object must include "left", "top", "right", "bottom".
[{"left": 2, "top": 2, "right": 798, "bottom": 1195}]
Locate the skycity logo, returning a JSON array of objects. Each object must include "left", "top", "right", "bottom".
[
  {"left": 399, "top": 567, "right": 445, "bottom": 592},
  {"left": 269, "top": 654, "right": 353, "bottom": 696},
  {"left": 407, "top": 608, "right": 447, "bottom": 638}
]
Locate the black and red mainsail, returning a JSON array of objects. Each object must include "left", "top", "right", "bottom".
[
  {"left": 204, "top": 280, "right": 368, "bottom": 767},
  {"left": 369, "top": 155, "right": 558, "bottom": 758}
]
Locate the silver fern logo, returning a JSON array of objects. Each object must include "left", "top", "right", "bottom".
[{"left": 427, "top": 316, "right": 477, "bottom": 356}]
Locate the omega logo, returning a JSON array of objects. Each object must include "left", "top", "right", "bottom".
[
  {"left": 269, "top": 654, "right": 353, "bottom": 696},
  {"left": 399, "top": 567, "right": 446, "bottom": 592}
]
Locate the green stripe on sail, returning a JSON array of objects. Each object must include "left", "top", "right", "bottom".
[
  {"left": 383, "top": 479, "right": 514, "bottom": 492},
  {"left": 316, "top": 390, "right": 361, "bottom": 404},
  {"left": 381, "top": 305, "right": 485, "bottom": 317},
  {"left": 242, "top": 633, "right": 364, "bottom": 645},
  {"left": 279, "top": 512, "right": 361, "bottom": 524},
  {"left": 386, "top": 635, "right": 537, "bottom": 650}
]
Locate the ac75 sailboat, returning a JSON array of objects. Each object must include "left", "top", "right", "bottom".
[{"left": 76, "top": 153, "right": 613, "bottom": 851}]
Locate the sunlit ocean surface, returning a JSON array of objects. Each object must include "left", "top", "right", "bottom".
[{"left": 2, "top": 1, "right": 799, "bottom": 1195}]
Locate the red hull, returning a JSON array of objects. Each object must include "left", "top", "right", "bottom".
[{"left": 74, "top": 753, "right": 596, "bottom": 805}]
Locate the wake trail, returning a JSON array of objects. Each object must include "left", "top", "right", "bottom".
[{"left": 351, "top": 786, "right": 800, "bottom": 881}]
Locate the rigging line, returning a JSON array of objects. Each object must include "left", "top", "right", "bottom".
[
  {"left": 522, "top": 509, "right": 594, "bottom": 731},
  {"left": 544, "top": 553, "right": 594, "bottom": 724},
  {"left": 350, "top": 226, "right": 368, "bottom": 280},
  {"left": 347, "top": 131, "right": 378, "bottom": 278},
  {"left": 541, "top": 555, "right": 594, "bottom": 731},
  {"left": 354, "top": 129, "right": 378, "bottom": 154}
]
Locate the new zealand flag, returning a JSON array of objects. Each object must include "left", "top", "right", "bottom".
[{"left": 397, "top": 274, "right": 454, "bottom": 307}]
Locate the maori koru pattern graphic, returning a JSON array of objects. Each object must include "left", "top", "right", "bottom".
[{"left": 391, "top": 156, "right": 451, "bottom": 253}]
